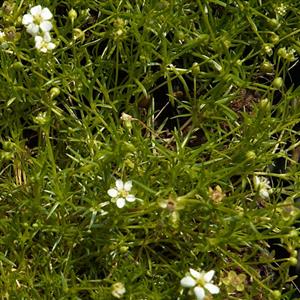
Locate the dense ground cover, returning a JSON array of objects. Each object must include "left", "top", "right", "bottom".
[{"left": 0, "top": 0, "right": 300, "bottom": 299}]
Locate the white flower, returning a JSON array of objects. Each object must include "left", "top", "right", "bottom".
[
  {"left": 34, "top": 32, "right": 56, "bottom": 53},
  {"left": 180, "top": 268, "right": 220, "bottom": 300},
  {"left": 111, "top": 282, "right": 126, "bottom": 298},
  {"left": 253, "top": 176, "right": 271, "bottom": 199},
  {"left": 108, "top": 179, "right": 136, "bottom": 208},
  {"left": 0, "top": 30, "right": 5, "bottom": 40},
  {"left": 22, "top": 5, "right": 53, "bottom": 36}
]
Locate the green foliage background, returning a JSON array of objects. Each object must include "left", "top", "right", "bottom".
[{"left": 0, "top": 0, "right": 299, "bottom": 299}]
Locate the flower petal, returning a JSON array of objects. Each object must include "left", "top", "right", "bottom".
[
  {"left": 204, "top": 270, "right": 215, "bottom": 282},
  {"left": 34, "top": 35, "right": 43, "bottom": 44},
  {"left": 40, "top": 47, "right": 48, "bottom": 53},
  {"left": 22, "top": 14, "right": 33, "bottom": 25},
  {"left": 126, "top": 194, "right": 135, "bottom": 202},
  {"left": 30, "top": 5, "right": 42, "bottom": 16},
  {"left": 47, "top": 42, "right": 56, "bottom": 50},
  {"left": 26, "top": 24, "right": 39, "bottom": 35},
  {"left": 193, "top": 286, "right": 205, "bottom": 300},
  {"left": 259, "top": 189, "right": 269, "bottom": 199},
  {"left": 116, "top": 198, "right": 125, "bottom": 208},
  {"left": 180, "top": 276, "right": 196, "bottom": 288},
  {"left": 108, "top": 188, "right": 118, "bottom": 198},
  {"left": 204, "top": 283, "right": 220, "bottom": 294},
  {"left": 40, "top": 21, "right": 53, "bottom": 32},
  {"left": 41, "top": 8, "right": 53, "bottom": 20},
  {"left": 115, "top": 179, "right": 124, "bottom": 190},
  {"left": 189, "top": 268, "right": 202, "bottom": 280},
  {"left": 42, "top": 31, "right": 52, "bottom": 42},
  {"left": 124, "top": 181, "right": 132, "bottom": 191}
]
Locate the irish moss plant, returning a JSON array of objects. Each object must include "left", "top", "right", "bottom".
[{"left": 0, "top": 0, "right": 299, "bottom": 299}]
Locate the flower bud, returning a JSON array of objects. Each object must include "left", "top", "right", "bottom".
[
  {"left": 271, "top": 290, "right": 281, "bottom": 299},
  {"left": 288, "top": 257, "right": 298, "bottom": 266},
  {"left": 191, "top": 62, "right": 200, "bottom": 76},
  {"left": 2, "top": 1, "right": 14, "bottom": 15},
  {"left": 50, "top": 87, "right": 60, "bottom": 99},
  {"left": 262, "top": 43, "right": 273, "bottom": 56},
  {"left": 246, "top": 150, "right": 256, "bottom": 160},
  {"left": 120, "top": 112, "right": 133, "bottom": 130},
  {"left": 111, "top": 282, "right": 126, "bottom": 299},
  {"left": 260, "top": 60, "right": 273, "bottom": 73},
  {"left": 68, "top": 9, "right": 77, "bottom": 22},
  {"left": 12, "top": 61, "right": 24, "bottom": 70},
  {"left": 268, "top": 18, "right": 279, "bottom": 29},
  {"left": 270, "top": 33, "right": 279, "bottom": 44},
  {"left": 176, "top": 30, "right": 185, "bottom": 43},
  {"left": 259, "top": 98, "right": 271, "bottom": 110},
  {"left": 272, "top": 77, "right": 283, "bottom": 89},
  {"left": 73, "top": 28, "right": 85, "bottom": 42},
  {"left": 277, "top": 47, "right": 287, "bottom": 58},
  {"left": 288, "top": 229, "right": 298, "bottom": 238},
  {"left": 33, "top": 112, "right": 50, "bottom": 125}
]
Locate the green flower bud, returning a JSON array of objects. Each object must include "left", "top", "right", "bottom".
[
  {"left": 288, "top": 229, "right": 298, "bottom": 238},
  {"left": 33, "top": 112, "right": 50, "bottom": 125},
  {"left": 73, "top": 28, "right": 85, "bottom": 42},
  {"left": 270, "top": 33, "right": 279, "bottom": 44},
  {"left": 277, "top": 47, "right": 287, "bottom": 58},
  {"left": 119, "top": 246, "right": 129, "bottom": 253},
  {"left": 191, "top": 62, "right": 200, "bottom": 76},
  {"left": 0, "top": 151, "right": 14, "bottom": 160},
  {"left": 291, "top": 250, "right": 298, "bottom": 258},
  {"left": 260, "top": 60, "right": 273, "bottom": 73},
  {"left": 176, "top": 30, "right": 185, "bottom": 42},
  {"left": 259, "top": 98, "right": 271, "bottom": 110},
  {"left": 272, "top": 77, "right": 283, "bottom": 89},
  {"left": 288, "top": 257, "right": 298, "bottom": 266},
  {"left": 120, "top": 112, "right": 133, "bottom": 130},
  {"left": 50, "top": 87, "right": 60, "bottom": 99},
  {"left": 271, "top": 290, "right": 281, "bottom": 299},
  {"left": 246, "top": 150, "right": 256, "bottom": 160},
  {"left": 268, "top": 18, "right": 280, "bottom": 29},
  {"left": 262, "top": 43, "right": 273, "bottom": 56},
  {"left": 12, "top": 61, "right": 24, "bottom": 70},
  {"left": 2, "top": 1, "right": 14, "bottom": 15},
  {"left": 2, "top": 140, "right": 15, "bottom": 151},
  {"left": 197, "top": 34, "right": 210, "bottom": 44},
  {"left": 68, "top": 9, "right": 78, "bottom": 23}
]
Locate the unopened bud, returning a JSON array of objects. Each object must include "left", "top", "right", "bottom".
[
  {"left": 259, "top": 98, "right": 271, "bottom": 110},
  {"left": 12, "top": 61, "right": 24, "bottom": 70},
  {"left": 271, "top": 290, "right": 281, "bottom": 299},
  {"left": 246, "top": 151, "right": 256, "bottom": 160},
  {"left": 270, "top": 33, "right": 279, "bottom": 44},
  {"left": 288, "top": 257, "right": 298, "bottom": 266},
  {"left": 288, "top": 229, "right": 298, "bottom": 238},
  {"left": 120, "top": 112, "right": 133, "bottom": 130},
  {"left": 272, "top": 77, "right": 283, "bottom": 89},
  {"left": 2, "top": 1, "right": 14, "bottom": 15},
  {"left": 262, "top": 43, "right": 273, "bottom": 56},
  {"left": 111, "top": 282, "right": 126, "bottom": 299},
  {"left": 73, "top": 28, "right": 85, "bottom": 42},
  {"left": 50, "top": 87, "right": 60, "bottom": 99},
  {"left": 260, "top": 60, "right": 273, "bottom": 73},
  {"left": 191, "top": 62, "right": 200, "bottom": 76},
  {"left": 68, "top": 9, "right": 77, "bottom": 23},
  {"left": 268, "top": 18, "right": 279, "bottom": 29}
]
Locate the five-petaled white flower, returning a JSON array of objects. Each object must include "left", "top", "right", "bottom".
[
  {"left": 253, "top": 176, "right": 271, "bottom": 199},
  {"left": 108, "top": 179, "right": 136, "bottom": 208},
  {"left": 34, "top": 32, "right": 56, "bottom": 53},
  {"left": 22, "top": 5, "right": 53, "bottom": 36},
  {"left": 180, "top": 268, "right": 220, "bottom": 300}
]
